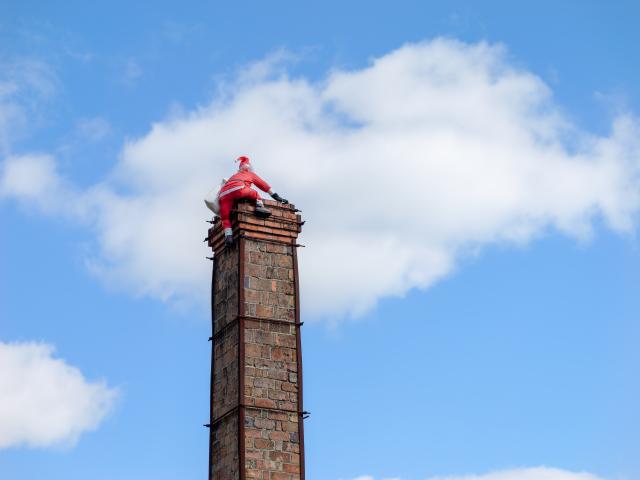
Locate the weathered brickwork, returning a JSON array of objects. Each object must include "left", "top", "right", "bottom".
[
  {"left": 244, "top": 408, "right": 300, "bottom": 478},
  {"left": 211, "top": 414, "right": 240, "bottom": 480},
  {"left": 208, "top": 200, "right": 304, "bottom": 480},
  {"left": 214, "top": 245, "right": 239, "bottom": 333},
  {"left": 243, "top": 239, "right": 295, "bottom": 322},
  {"left": 212, "top": 324, "right": 239, "bottom": 415},
  {"left": 211, "top": 243, "right": 242, "bottom": 480},
  {"left": 243, "top": 318, "right": 298, "bottom": 410}
]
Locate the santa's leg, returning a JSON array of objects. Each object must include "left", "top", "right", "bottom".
[
  {"left": 241, "top": 187, "right": 271, "bottom": 218},
  {"left": 219, "top": 196, "right": 235, "bottom": 246}
]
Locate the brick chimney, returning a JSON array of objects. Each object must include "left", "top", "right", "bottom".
[{"left": 207, "top": 199, "right": 306, "bottom": 480}]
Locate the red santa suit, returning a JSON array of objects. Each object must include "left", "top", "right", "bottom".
[{"left": 217, "top": 157, "right": 273, "bottom": 230}]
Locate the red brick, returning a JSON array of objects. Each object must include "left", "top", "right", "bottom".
[
  {"left": 254, "top": 438, "right": 274, "bottom": 450},
  {"left": 256, "top": 304, "right": 275, "bottom": 318},
  {"left": 254, "top": 398, "right": 277, "bottom": 409},
  {"left": 284, "top": 464, "right": 300, "bottom": 474}
]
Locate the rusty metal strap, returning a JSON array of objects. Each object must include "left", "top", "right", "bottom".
[
  {"left": 212, "top": 315, "right": 303, "bottom": 342},
  {"left": 209, "top": 234, "right": 304, "bottom": 251},
  {"left": 238, "top": 233, "right": 304, "bottom": 248},
  {"left": 230, "top": 209, "right": 303, "bottom": 225},
  {"left": 209, "top": 404, "right": 309, "bottom": 426},
  {"left": 210, "top": 317, "right": 240, "bottom": 343},
  {"left": 209, "top": 404, "right": 241, "bottom": 427}
]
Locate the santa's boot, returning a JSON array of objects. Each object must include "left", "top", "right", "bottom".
[
  {"left": 254, "top": 199, "right": 271, "bottom": 218},
  {"left": 224, "top": 228, "right": 234, "bottom": 247}
]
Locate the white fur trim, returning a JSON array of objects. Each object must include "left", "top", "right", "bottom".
[{"left": 218, "top": 184, "right": 244, "bottom": 198}]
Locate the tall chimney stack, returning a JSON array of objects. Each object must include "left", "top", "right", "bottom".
[{"left": 207, "top": 199, "right": 306, "bottom": 480}]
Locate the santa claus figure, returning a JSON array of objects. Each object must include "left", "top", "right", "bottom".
[{"left": 205, "top": 156, "right": 288, "bottom": 246}]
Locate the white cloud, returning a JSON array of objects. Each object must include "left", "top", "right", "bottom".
[
  {"left": 427, "top": 467, "right": 604, "bottom": 480},
  {"left": 348, "top": 477, "right": 400, "bottom": 480},
  {"left": 1, "top": 154, "right": 62, "bottom": 207},
  {"left": 0, "top": 59, "right": 57, "bottom": 155},
  {"left": 0, "top": 153, "right": 86, "bottom": 219},
  {"left": 2, "top": 39, "right": 640, "bottom": 320},
  {"left": 0, "top": 341, "right": 118, "bottom": 449},
  {"left": 75, "top": 117, "right": 111, "bottom": 142},
  {"left": 346, "top": 468, "right": 604, "bottom": 480}
]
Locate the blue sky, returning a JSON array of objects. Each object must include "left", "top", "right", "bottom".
[{"left": 1, "top": 2, "right": 639, "bottom": 480}]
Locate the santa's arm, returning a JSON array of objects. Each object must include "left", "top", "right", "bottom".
[
  {"left": 249, "top": 171, "right": 271, "bottom": 193},
  {"left": 249, "top": 171, "right": 289, "bottom": 204}
]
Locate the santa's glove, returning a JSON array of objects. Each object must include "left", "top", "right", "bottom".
[{"left": 270, "top": 192, "right": 289, "bottom": 204}]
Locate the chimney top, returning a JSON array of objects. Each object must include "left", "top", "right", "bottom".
[{"left": 207, "top": 199, "right": 303, "bottom": 253}]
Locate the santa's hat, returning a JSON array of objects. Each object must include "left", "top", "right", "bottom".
[{"left": 236, "top": 155, "right": 252, "bottom": 171}]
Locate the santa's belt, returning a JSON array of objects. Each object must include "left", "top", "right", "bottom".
[{"left": 218, "top": 184, "right": 246, "bottom": 198}]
